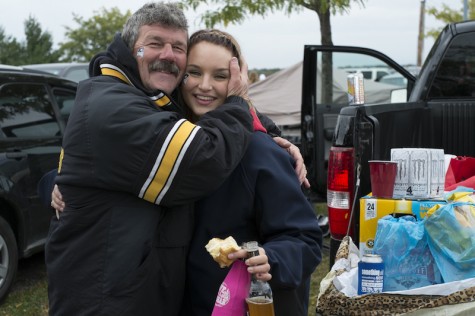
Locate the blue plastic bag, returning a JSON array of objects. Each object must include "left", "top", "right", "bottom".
[
  {"left": 373, "top": 215, "right": 442, "bottom": 291},
  {"left": 425, "top": 201, "right": 475, "bottom": 283}
]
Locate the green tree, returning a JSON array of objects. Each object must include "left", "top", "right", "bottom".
[
  {"left": 180, "top": 0, "right": 366, "bottom": 46},
  {"left": 0, "top": 17, "right": 59, "bottom": 65},
  {"left": 0, "top": 27, "right": 22, "bottom": 65},
  {"left": 426, "top": 0, "right": 474, "bottom": 38},
  {"left": 58, "top": 7, "right": 131, "bottom": 62},
  {"left": 23, "top": 16, "right": 61, "bottom": 64}
]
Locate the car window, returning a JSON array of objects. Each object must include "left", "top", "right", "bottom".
[
  {"left": 52, "top": 89, "right": 76, "bottom": 124},
  {"left": 428, "top": 32, "right": 475, "bottom": 98},
  {"left": 64, "top": 68, "right": 89, "bottom": 83},
  {"left": 0, "top": 83, "right": 61, "bottom": 138},
  {"left": 317, "top": 52, "right": 403, "bottom": 105}
]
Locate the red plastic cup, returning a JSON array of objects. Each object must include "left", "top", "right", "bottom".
[{"left": 368, "top": 160, "right": 398, "bottom": 198}]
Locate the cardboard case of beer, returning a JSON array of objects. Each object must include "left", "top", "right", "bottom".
[
  {"left": 391, "top": 148, "right": 445, "bottom": 199},
  {"left": 359, "top": 197, "right": 446, "bottom": 256}
]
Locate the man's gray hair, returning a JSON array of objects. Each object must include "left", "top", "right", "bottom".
[{"left": 122, "top": 2, "right": 188, "bottom": 50}]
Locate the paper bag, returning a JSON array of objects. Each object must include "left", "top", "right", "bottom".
[
  {"left": 445, "top": 156, "right": 475, "bottom": 190},
  {"left": 211, "top": 260, "right": 251, "bottom": 316}
]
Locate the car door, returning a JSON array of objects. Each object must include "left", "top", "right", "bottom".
[
  {"left": 0, "top": 80, "right": 75, "bottom": 255},
  {"left": 300, "top": 45, "right": 416, "bottom": 199}
]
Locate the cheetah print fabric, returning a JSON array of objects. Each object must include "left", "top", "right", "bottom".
[{"left": 316, "top": 237, "right": 475, "bottom": 315}]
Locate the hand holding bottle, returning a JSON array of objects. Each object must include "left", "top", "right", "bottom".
[
  {"left": 228, "top": 246, "right": 272, "bottom": 281},
  {"left": 244, "top": 241, "right": 275, "bottom": 316}
]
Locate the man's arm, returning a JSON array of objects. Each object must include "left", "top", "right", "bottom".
[
  {"left": 256, "top": 111, "right": 281, "bottom": 137},
  {"left": 53, "top": 57, "right": 254, "bottom": 210}
]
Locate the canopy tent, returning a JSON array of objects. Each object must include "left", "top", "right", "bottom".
[
  {"left": 249, "top": 61, "right": 398, "bottom": 126},
  {"left": 249, "top": 62, "right": 303, "bottom": 126}
]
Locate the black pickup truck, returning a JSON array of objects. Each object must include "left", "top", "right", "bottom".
[{"left": 300, "top": 20, "right": 475, "bottom": 264}]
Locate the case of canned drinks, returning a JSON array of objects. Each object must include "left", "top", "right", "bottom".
[{"left": 391, "top": 148, "right": 445, "bottom": 199}]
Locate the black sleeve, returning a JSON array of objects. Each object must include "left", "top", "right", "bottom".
[
  {"left": 153, "top": 96, "right": 256, "bottom": 206},
  {"left": 256, "top": 109, "right": 281, "bottom": 137}
]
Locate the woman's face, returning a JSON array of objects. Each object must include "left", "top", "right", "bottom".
[{"left": 181, "top": 41, "right": 233, "bottom": 117}]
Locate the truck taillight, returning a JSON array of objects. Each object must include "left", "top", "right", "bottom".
[{"left": 327, "top": 147, "right": 355, "bottom": 240}]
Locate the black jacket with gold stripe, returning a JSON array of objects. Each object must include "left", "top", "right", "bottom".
[{"left": 45, "top": 34, "right": 261, "bottom": 316}]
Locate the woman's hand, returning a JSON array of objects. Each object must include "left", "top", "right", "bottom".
[{"left": 228, "top": 247, "right": 272, "bottom": 281}]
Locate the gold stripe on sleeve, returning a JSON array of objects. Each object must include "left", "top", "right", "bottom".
[
  {"left": 140, "top": 119, "right": 200, "bottom": 204},
  {"left": 58, "top": 148, "right": 64, "bottom": 173}
]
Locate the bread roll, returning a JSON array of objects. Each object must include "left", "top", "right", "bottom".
[{"left": 205, "top": 236, "right": 241, "bottom": 268}]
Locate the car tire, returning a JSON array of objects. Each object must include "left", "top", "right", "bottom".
[{"left": 0, "top": 216, "right": 18, "bottom": 303}]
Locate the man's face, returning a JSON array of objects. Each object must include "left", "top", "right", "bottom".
[{"left": 133, "top": 24, "right": 188, "bottom": 94}]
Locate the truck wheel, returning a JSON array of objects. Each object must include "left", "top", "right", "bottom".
[{"left": 0, "top": 217, "right": 18, "bottom": 303}]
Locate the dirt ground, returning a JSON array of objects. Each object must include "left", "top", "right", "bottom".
[{"left": 11, "top": 252, "right": 47, "bottom": 292}]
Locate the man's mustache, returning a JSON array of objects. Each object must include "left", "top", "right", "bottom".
[{"left": 149, "top": 60, "right": 180, "bottom": 77}]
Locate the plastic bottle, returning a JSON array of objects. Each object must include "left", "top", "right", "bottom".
[{"left": 244, "top": 241, "right": 275, "bottom": 316}]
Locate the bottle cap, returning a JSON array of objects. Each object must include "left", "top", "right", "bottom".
[{"left": 244, "top": 241, "right": 259, "bottom": 257}]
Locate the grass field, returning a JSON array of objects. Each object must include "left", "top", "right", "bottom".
[
  {"left": 0, "top": 253, "right": 49, "bottom": 316},
  {"left": 0, "top": 204, "right": 330, "bottom": 316}
]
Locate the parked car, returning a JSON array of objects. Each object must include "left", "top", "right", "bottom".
[
  {"left": 21, "top": 62, "right": 89, "bottom": 83},
  {"left": 379, "top": 72, "right": 408, "bottom": 86},
  {"left": 343, "top": 66, "right": 391, "bottom": 81},
  {"left": 0, "top": 64, "right": 77, "bottom": 301}
]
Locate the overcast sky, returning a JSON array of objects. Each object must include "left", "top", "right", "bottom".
[{"left": 1, "top": 0, "right": 452, "bottom": 69}]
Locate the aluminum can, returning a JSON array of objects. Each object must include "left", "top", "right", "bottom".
[
  {"left": 358, "top": 254, "right": 384, "bottom": 294},
  {"left": 347, "top": 73, "right": 365, "bottom": 105}
]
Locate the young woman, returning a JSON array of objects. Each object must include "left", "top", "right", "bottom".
[{"left": 178, "top": 29, "right": 323, "bottom": 316}]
